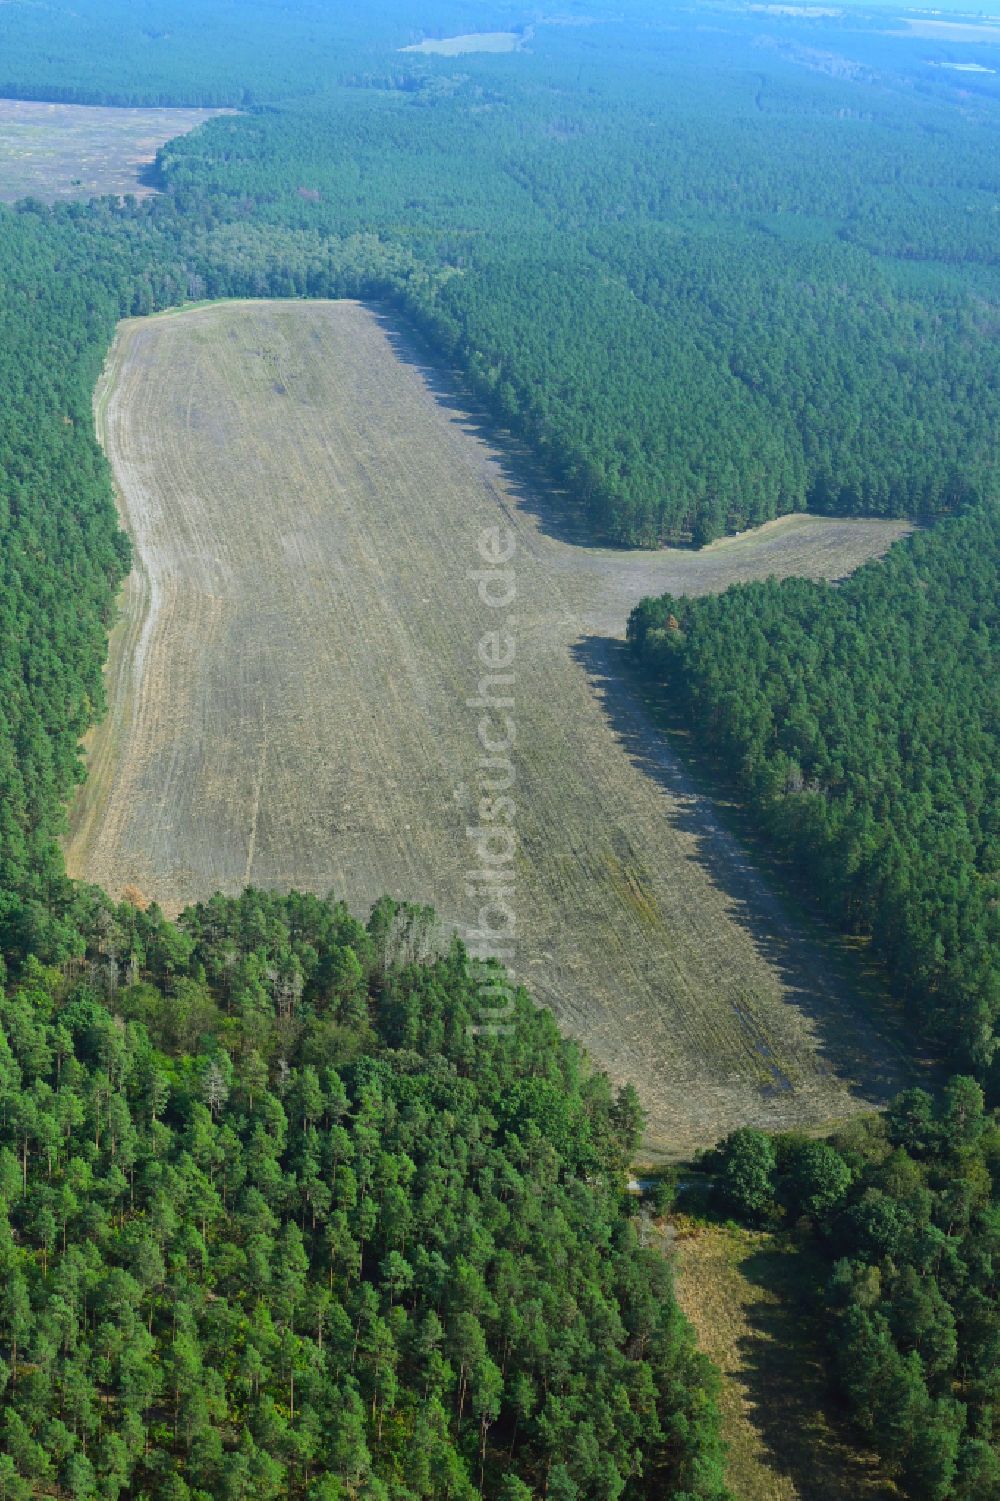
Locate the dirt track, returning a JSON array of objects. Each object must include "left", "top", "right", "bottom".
[{"left": 67, "top": 299, "right": 913, "bottom": 1153}]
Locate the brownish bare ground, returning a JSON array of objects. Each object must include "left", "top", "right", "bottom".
[
  {"left": 67, "top": 299, "right": 913, "bottom": 1155},
  {"left": 670, "top": 1223, "right": 892, "bottom": 1500},
  {"left": 0, "top": 100, "right": 233, "bottom": 203}
]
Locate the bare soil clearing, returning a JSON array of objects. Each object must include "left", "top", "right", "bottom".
[
  {"left": 67, "top": 299, "right": 912, "bottom": 1154},
  {"left": 0, "top": 100, "right": 232, "bottom": 203}
]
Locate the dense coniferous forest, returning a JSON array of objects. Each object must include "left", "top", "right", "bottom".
[
  {"left": 151, "top": 56, "right": 1000, "bottom": 544},
  {"left": 0, "top": 0, "right": 999, "bottom": 1492},
  {"left": 3, "top": 1, "right": 1000, "bottom": 542},
  {"left": 709, "top": 1081, "right": 1000, "bottom": 1500},
  {"left": 0, "top": 888, "right": 729, "bottom": 1499},
  {"left": 629, "top": 509, "right": 1000, "bottom": 1076}
]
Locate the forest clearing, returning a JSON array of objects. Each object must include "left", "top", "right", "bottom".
[
  {"left": 0, "top": 99, "right": 232, "bottom": 203},
  {"left": 669, "top": 1221, "right": 890, "bottom": 1499},
  {"left": 399, "top": 31, "right": 524, "bottom": 54},
  {"left": 67, "top": 298, "right": 912, "bottom": 1153}
]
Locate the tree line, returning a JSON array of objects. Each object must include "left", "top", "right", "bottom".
[{"left": 629, "top": 507, "right": 1000, "bottom": 1077}]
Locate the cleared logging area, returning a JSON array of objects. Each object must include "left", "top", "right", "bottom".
[
  {"left": 67, "top": 299, "right": 912, "bottom": 1153},
  {"left": 0, "top": 100, "right": 232, "bottom": 203}
]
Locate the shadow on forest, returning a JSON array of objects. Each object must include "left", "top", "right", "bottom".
[
  {"left": 569, "top": 632, "right": 915, "bottom": 1112},
  {"left": 735, "top": 1244, "right": 892, "bottom": 1499},
  {"left": 370, "top": 303, "right": 599, "bottom": 548}
]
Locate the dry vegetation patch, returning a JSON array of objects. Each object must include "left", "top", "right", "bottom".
[
  {"left": 670, "top": 1221, "right": 891, "bottom": 1500},
  {"left": 67, "top": 299, "right": 912, "bottom": 1154}
]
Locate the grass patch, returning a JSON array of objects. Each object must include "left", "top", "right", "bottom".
[{"left": 669, "top": 1219, "right": 894, "bottom": 1499}]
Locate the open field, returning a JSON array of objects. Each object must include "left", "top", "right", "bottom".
[
  {"left": 0, "top": 100, "right": 232, "bottom": 203},
  {"left": 67, "top": 299, "right": 913, "bottom": 1154},
  {"left": 890, "top": 16, "right": 1000, "bottom": 39},
  {"left": 400, "top": 31, "right": 524, "bottom": 54},
  {"left": 669, "top": 1222, "right": 891, "bottom": 1500}
]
